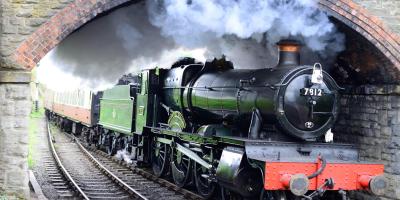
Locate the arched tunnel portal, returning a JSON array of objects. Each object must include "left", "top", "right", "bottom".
[{"left": 0, "top": 0, "right": 399, "bottom": 199}]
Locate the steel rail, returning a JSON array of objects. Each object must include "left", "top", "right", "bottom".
[
  {"left": 74, "top": 136, "right": 148, "bottom": 200},
  {"left": 51, "top": 122, "right": 201, "bottom": 200},
  {"left": 88, "top": 147, "right": 205, "bottom": 200},
  {"left": 47, "top": 122, "right": 90, "bottom": 200}
]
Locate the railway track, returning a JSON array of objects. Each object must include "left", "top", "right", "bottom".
[
  {"left": 39, "top": 123, "right": 76, "bottom": 199},
  {"left": 81, "top": 145, "right": 204, "bottom": 200},
  {"left": 47, "top": 122, "right": 84, "bottom": 199},
  {"left": 48, "top": 122, "right": 204, "bottom": 200},
  {"left": 48, "top": 123, "right": 139, "bottom": 199},
  {"left": 41, "top": 156, "right": 75, "bottom": 199}
]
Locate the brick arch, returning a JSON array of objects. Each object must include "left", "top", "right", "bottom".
[
  {"left": 318, "top": 0, "right": 400, "bottom": 69},
  {"left": 13, "top": 0, "right": 400, "bottom": 71},
  {"left": 12, "top": 0, "right": 131, "bottom": 70}
]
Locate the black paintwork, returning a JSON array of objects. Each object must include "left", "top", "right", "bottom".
[{"left": 162, "top": 61, "right": 341, "bottom": 140}]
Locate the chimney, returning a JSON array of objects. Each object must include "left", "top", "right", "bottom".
[{"left": 276, "top": 39, "right": 301, "bottom": 67}]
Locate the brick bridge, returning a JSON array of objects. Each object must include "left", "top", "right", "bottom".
[{"left": 0, "top": 0, "right": 400, "bottom": 199}]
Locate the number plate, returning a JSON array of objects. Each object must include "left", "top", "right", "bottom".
[{"left": 300, "top": 88, "right": 324, "bottom": 96}]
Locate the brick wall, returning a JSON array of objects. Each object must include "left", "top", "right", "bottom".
[
  {"left": 0, "top": 0, "right": 396, "bottom": 70},
  {"left": 319, "top": 0, "right": 400, "bottom": 69},
  {"left": 0, "top": 0, "right": 399, "bottom": 70},
  {"left": 331, "top": 10, "right": 400, "bottom": 197},
  {"left": 0, "top": 0, "right": 399, "bottom": 199},
  {"left": 334, "top": 86, "right": 400, "bottom": 199},
  {"left": 1, "top": 0, "right": 132, "bottom": 70},
  {"left": 332, "top": 19, "right": 400, "bottom": 85}
]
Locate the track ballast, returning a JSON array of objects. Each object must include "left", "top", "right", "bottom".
[{"left": 48, "top": 122, "right": 203, "bottom": 200}]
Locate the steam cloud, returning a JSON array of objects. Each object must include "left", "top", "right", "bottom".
[
  {"left": 38, "top": 0, "right": 344, "bottom": 90},
  {"left": 147, "top": 0, "right": 345, "bottom": 62},
  {"left": 39, "top": 2, "right": 181, "bottom": 90},
  {"left": 147, "top": 0, "right": 344, "bottom": 50},
  {"left": 115, "top": 149, "right": 134, "bottom": 164}
]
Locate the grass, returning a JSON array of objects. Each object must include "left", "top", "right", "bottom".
[
  {"left": 30, "top": 104, "right": 45, "bottom": 118},
  {"left": 28, "top": 103, "right": 44, "bottom": 169},
  {"left": 0, "top": 193, "right": 6, "bottom": 200},
  {"left": 0, "top": 191, "right": 26, "bottom": 200}
]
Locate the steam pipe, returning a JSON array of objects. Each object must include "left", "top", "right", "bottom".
[{"left": 308, "top": 155, "right": 326, "bottom": 179}]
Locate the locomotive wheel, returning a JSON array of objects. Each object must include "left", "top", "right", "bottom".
[
  {"left": 194, "top": 162, "right": 216, "bottom": 198},
  {"left": 152, "top": 139, "right": 170, "bottom": 177},
  {"left": 171, "top": 146, "right": 192, "bottom": 187}
]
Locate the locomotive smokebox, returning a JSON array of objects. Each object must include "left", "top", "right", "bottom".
[{"left": 277, "top": 39, "right": 301, "bottom": 67}]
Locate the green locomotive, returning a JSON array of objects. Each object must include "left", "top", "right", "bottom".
[{"left": 46, "top": 40, "right": 386, "bottom": 199}]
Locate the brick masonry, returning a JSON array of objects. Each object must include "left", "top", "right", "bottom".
[
  {"left": 0, "top": 84, "right": 31, "bottom": 198},
  {"left": 1, "top": 0, "right": 131, "bottom": 70},
  {"left": 331, "top": 20, "right": 400, "bottom": 84},
  {"left": 334, "top": 88, "right": 400, "bottom": 199},
  {"left": 0, "top": 0, "right": 130, "bottom": 198},
  {"left": 0, "top": 0, "right": 397, "bottom": 72},
  {"left": 318, "top": 0, "right": 400, "bottom": 71},
  {"left": 0, "top": 0, "right": 399, "bottom": 199},
  {"left": 0, "top": 0, "right": 75, "bottom": 70},
  {"left": 353, "top": 0, "right": 400, "bottom": 34},
  {"left": 1, "top": 0, "right": 75, "bottom": 198}
]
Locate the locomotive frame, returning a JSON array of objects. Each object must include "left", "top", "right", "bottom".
[{"left": 45, "top": 40, "right": 387, "bottom": 199}]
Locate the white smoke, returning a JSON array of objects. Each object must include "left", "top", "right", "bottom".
[
  {"left": 38, "top": 2, "right": 206, "bottom": 90},
  {"left": 38, "top": 0, "right": 345, "bottom": 90},
  {"left": 115, "top": 149, "right": 134, "bottom": 164},
  {"left": 147, "top": 0, "right": 345, "bottom": 53}
]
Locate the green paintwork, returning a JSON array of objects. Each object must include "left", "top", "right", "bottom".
[
  {"left": 99, "top": 85, "right": 134, "bottom": 135},
  {"left": 191, "top": 89, "right": 274, "bottom": 113},
  {"left": 135, "top": 71, "right": 150, "bottom": 134},
  {"left": 256, "top": 98, "right": 274, "bottom": 113},
  {"left": 102, "top": 85, "right": 132, "bottom": 99},
  {"left": 192, "top": 94, "right": 238, "bottom": 111},
  {"left": 168, "top": 111, "right": 186, "bottom": 131},
  {"left": 140, "top": 71, "right": 148, "bottom": 95},
  {"left": 152, "top": 127, "right": 244, "bottom": 146},
  {"left": 135, "top": 94, "right": 148, "bottom": 134},
  {"left": 156, "top": 137, "right": 172, "bottom": 145},
  {"left": 218, "top": 136, "right": 245, "bottom": 146}
]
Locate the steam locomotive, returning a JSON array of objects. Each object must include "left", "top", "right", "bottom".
[{"left": 45, "top": 40, "right": 386, "bottom": 199}]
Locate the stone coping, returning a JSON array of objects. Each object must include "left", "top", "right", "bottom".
[{"left": 0, "top": 70, "right": 31, "bottom": 83}]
